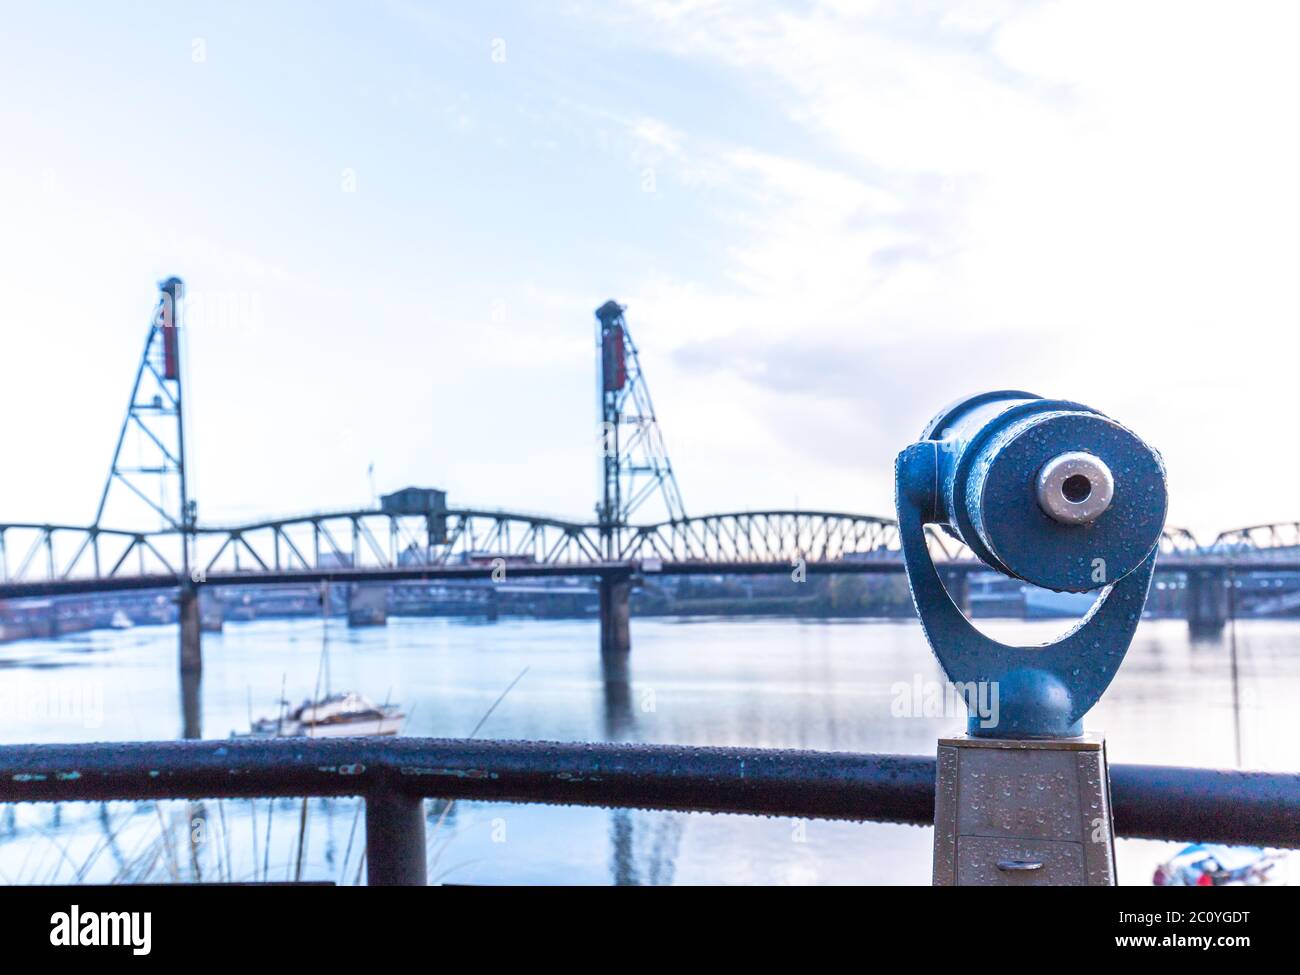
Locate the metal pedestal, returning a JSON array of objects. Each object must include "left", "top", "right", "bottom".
[{"left": 934, "top": 735, "right": 1116, "bottom": 886}]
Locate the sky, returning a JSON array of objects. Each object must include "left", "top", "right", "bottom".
[{"left": 1, "top": 0, "right": 1298, "bottom": 540}]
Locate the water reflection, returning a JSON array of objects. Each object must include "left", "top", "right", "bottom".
[
  {"left": 600, "top": 649, "right": 635, "bottom": 740},
  {"left": 180, "top": 669, "right": 202, "bottom": 740}
]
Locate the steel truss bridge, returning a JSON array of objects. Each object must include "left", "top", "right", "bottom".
[{"left": 0, "top": 508, "right": 1237, "bottom": 599}]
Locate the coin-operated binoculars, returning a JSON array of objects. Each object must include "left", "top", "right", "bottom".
[{"left": 895, "top": 391, "right": 1167, "bottom": 886}]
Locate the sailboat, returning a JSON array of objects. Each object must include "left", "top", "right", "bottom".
[
  {"left": 234, "top": 590, "right": 404, "bottom": 738},
  {"left": 241, "top": 691, "right": 404, "bottom": 738}
]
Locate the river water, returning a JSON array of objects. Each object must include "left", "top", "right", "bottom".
[{"left": 0, "top": 614, "right": 1294, "bottom": 885}]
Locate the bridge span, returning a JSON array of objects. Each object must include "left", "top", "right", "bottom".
[
  {"left": 1, "top": 507, "right": 1216, "bottom": 595},
  {"left": 0, "top": 507, "right": 1263, "bottom": 626}
]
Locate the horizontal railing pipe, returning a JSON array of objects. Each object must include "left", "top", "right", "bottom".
[
  {"left": 0, "top": 739, "right": 1294, "bottom": 849},
  {"left": 1109, "top": 763, "right": 1300, "bottom": 847}
]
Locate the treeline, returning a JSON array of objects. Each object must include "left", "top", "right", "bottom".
[{"left": 633, "top": 573, "right": 915, "bottom": 618}]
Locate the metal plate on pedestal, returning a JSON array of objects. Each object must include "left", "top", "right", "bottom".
[{"left": 934, "top": 735, "right": 1116, "bottom": 886}]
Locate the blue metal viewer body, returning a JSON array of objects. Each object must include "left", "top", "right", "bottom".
[{"left": 896, "top": 391, "right": 1167, "bottom": 738}]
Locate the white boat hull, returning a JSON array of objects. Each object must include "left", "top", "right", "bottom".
[
  {"left": 236, "top": 717, "right": 403, "bottom": 738},
  {"left": 235, "top": 695, "right": 405, "bottom": 739}
]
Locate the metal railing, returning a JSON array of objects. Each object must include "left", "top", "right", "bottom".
[{"left": 0, "top": 737, "right": 1296, "bottom": 884}]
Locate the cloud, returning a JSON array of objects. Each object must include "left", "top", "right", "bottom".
[{"left": 575, "top": 0, "right": 1300, "bottom": 536}]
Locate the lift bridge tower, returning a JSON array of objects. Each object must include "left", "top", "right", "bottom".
[
  {"left": 594, "top": 300, "right": 684, "bottom": 654},
  {"left": 93, "top": 277, "right": 202, "bottom": 710},
  {"left": 595, "top": 300, "right": 685, "bottom": 553}
]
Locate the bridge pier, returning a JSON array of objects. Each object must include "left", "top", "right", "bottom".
[
  {"left": 348, "top": 585, "right": 389, "bottom": 627},
  {"left": 1186, "top": 568, "right": 1229, "bottom": 636},
  {"left": 599, "top": 575, "right": 632, "bottom": 655}
]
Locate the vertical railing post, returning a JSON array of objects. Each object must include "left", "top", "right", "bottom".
[{"left": 365, "top": 789, "right": 427, "bottom": 886}]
